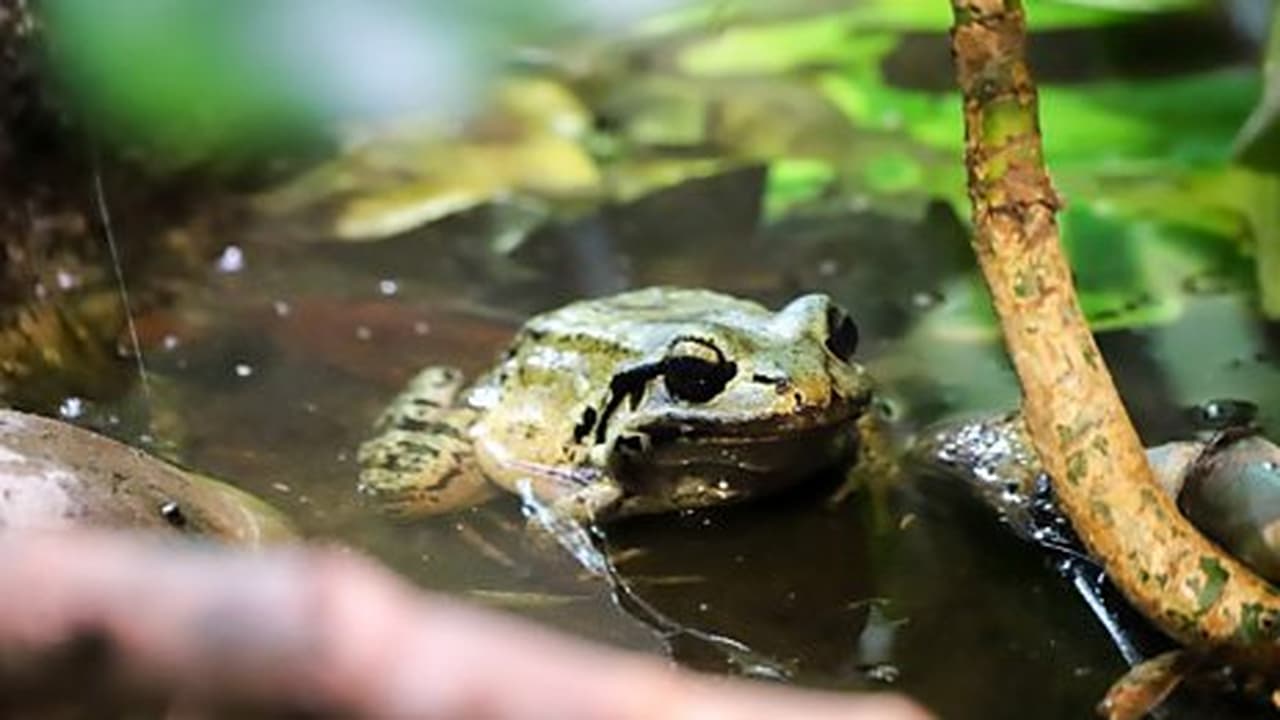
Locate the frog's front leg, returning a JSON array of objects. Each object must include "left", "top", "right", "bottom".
[
  {"left": 357, "top": 367, "right": 496, "bottom": 517},
  {"left": 511, "top": 471, "right": 623, "bottom": 575},
  {"left": 509, "top": 465, "right": 624, "bottom": 526}
]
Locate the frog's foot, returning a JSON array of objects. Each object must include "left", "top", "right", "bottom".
[
  {"left": 357, "top": 367, "right": 494, "bottom": 517},
  {"left": 1097, "top": 650, "right": 1196, "bottom": 720}
]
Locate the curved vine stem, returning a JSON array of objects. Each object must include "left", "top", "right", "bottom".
[{"left": 947, "top": 0, "right": 1280, "bottom": 669}]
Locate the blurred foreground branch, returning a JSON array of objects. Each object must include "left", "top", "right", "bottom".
[{"left": 0, "top": 531, "right": 931, "bottom": 719}]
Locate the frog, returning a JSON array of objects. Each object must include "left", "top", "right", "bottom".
[{"left": 357, "top": 287, "right": 874, "bottom": 524}]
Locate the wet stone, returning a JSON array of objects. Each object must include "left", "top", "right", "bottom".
[{"left": 0, "top": 410, "right": 293, "bottom": 546}]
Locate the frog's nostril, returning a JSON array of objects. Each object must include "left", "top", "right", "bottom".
[{"left": 750, "top": 373, "right": 791, "bottom": 393}]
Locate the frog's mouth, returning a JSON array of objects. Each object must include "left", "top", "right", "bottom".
[{"left": 607, "top": 400, "right": 866, "bottom": 515}]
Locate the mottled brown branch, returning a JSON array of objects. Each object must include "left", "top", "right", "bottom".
[
  {"left": 0, "top": 531, "right": 932, "bottom": 720},
  {"left": 949, "top": 0, "right": 1280, "bottom": 670}
]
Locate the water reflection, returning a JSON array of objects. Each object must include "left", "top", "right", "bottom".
[{"left": 74, "top": 166, "right": 1280, "bottom": 719}]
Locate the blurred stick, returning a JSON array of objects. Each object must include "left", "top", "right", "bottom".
[
  {"left": 0, "top": 531, "right": 931, "bottom": 720},
  {"left": 948, "top": 0, "right": 1280, "bottom": 668}
]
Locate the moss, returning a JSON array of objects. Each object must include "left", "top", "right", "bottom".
[
  {"left": 1194, "top": 557, "right": 1228, "bottom": 617},
  {"left": 1081, "top": 346, "right": 1100, "bottom": 370},
  {"left": 1065, "top": 451, "right": 1087, "bottom": 486},
  {"left": 1089, "top": 499, "right": 1113, "bottom": 526}
]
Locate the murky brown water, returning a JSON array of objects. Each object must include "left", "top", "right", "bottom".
[{"left": 25, "top": 162, "right": 1273, "bottom": 719}]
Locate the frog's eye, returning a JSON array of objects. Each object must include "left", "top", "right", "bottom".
[
  {"left": 663, "top": 338, "right": 737, "bottom": 403},
  {"left": 825, "top": 306, "right": 859, "bottom": 362}
]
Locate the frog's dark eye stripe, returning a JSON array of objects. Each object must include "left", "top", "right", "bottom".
[
  {"left": 663, "top": 356, "right": 736, "bottom": 403},
  {"left": 594, "top": 362, "right": 665, "bottom": 443},
  {"left": 573, "top": 407, "right": 598, "bottom": 443},
  {"left": 592, "top": 338, "right": 739, "bottom": 443},
  {"left": 663, "top": 336, "right": 736, "bottom": 404}
]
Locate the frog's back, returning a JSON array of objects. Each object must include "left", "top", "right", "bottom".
[{"left": 520, "top": 287, "right": 772, "bottom": 353}]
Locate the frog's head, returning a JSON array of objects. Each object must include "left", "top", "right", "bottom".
[{"left": 589, "top": 293, "right": 873, "bottom": 513}]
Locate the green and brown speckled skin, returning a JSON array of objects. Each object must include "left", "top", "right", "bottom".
[{"left": 359, "top": 288, "right": 874, "bottom": 523}]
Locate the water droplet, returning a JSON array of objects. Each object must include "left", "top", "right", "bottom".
[
  {"left": 864, "top": 663, "right": 900, "bottom": 683},
  {"left": 55, "top": 270, "right": 78, "bottom": 290},
  {"left": 272, "top": 300, "right": 291, "bottom": 317},
  {"left": 272, "top": 482, "right": 292, "bottom": 494},
  {"left": 216, "top": 245, "right": 244, "bottom": 273},
  {"left": 378, "top": 278, "right": 399, "bottom": 296},
  {"left": 355, "top": 326, "right": 373, "bottom": 341},
  {"left": 1191, "top": 398, "right": 1257, "bottom": 430},
  {"left": 58, "top": 396, "right": 84, "bottom": 419},
  {"left": 817, "top": 258, "right": 839, "bottom": 277},
  {"left": 697, "top": 602, "right": 710, "bottom": 612},
  {"left": 234, "top": 363, "right": 254, "bottom": 378},
  {"left": 413, "top": 321, "right": 431, "bottom": 336},
  {"left": 162, "top": 334, "right": 180, "bottom": 351},
  {"left": 911, "top": 290, "right": 944, "bottom": 309},
  {"left": 159, "top": 500, "right": 187, "bottom": 529}
]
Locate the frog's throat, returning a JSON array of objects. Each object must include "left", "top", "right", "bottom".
[{"left": 609, "top": 418, "right": 860, "bottom": 513}]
